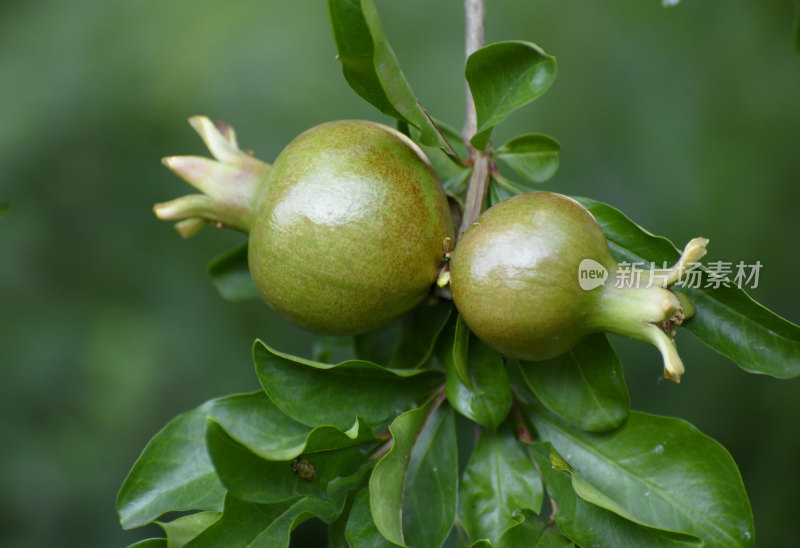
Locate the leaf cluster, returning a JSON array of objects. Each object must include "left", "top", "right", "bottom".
[{"left": 118, "top": 294, "right": 763, "bottom": 547}]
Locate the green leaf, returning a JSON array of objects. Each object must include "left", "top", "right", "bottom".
[
  {"left": 459, "top": 426, "right": 544, "bottom": 546},
  {"left": 205, "top": 419, "right": 373, "bottom": 505},
  {"left": 517, "top": 334, "right": 629, "bottom": 432},
  {"left": 679, "top": 284, "right": 800, "bottom": 378},
  {"left": 0, "top": 202, "right": 8, "bottom": 218},
  {"left": 575, "top": 196, "right": 800, "bottom": 379},
  {"left": 184, "top": 495, "right": 285, "bottom": 547},
  {"left": 528, "top": 442, "right": 703, "bottom": 548},
  {"left": 443, "top": 168, "right": 472, "bottom": 197},
  {"left": 246, "top": 496, "right": 346, "bottom": 548},
  {"left": 117, "top": 401, "right": 227, "bottom": 529},
  {"left": 185, "top": 493, "right": 347, "bottom": 548},
  {"left": 402, "top": 404, "right": 458, "bottom": 548},
  {"left": 206, "top": 391, "right": 375, "bottom": 461},
  {"left": 465, "top": 41, "right": 556, "bottom": 149},
  {"left": 345, "top": 488, "right": 400, "bottom": 547},
  {"left": 370, "top": 399, "right": 434, "bottom": 546},
  {"left": 329, "top": 490, "right": 357, "bottom": 548},
  {"left": 254, "top": 341, "right": 442, "bottom": 431},
  {"left": 496, "top": 510, "right": 573, "bottom": 548},
  {"left": 206, "top": 241, "right": 259, "bottom": 301},
  {"left": 355, "top": 299, "right": 453, "bottom": 369},
  {"left": 490, "top": 172, "right": 535, "bottom": 198},
  {"left": 126, "top": 540, "right": 167, "bottom": 548},
  {"left": 451, "top": 314, "right": 474, "bottom": 390},
  {"left": 418, "top": 118, "right": 470, "bottom": 179},
  {"left": 441, "top": 323, "right": 513, "bottom": 429},
  {"left": 525, "top": 407, "right": 755, "bottom": 547},
  {"left": 157, "top": 512, "right": 220, "bottom": 548},
  {"left": 487, "top": 180, "right": 516, "bottom": 208},
  {"left": 369, "top": 398, "right": 457, "bottom": 546},
  {"left": 327, "top": 0, "right": 449, "bottom": 149},
  {"left": 429, "top": 117, "right": 470, "bottom": 167},
  {"left": 495, "top": 134, "right": 560, "bottom": 184}
]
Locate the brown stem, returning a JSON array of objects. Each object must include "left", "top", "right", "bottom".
[
  {"left": 459, "top": 0, "right": 490, "bottom": 240},
  {"left": 458, "top": 155, "right": 490, "bottom": 239}
]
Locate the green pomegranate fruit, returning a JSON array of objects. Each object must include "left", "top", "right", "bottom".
[
  {"left": 154, "top": 117, "right": 454, "bottom": 334},
  {"left": 449, "top": 191, "right": 707, "bottom": 382}
]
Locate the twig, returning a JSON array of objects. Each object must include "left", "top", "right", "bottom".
[
  {"left": 458, "top": 0, "right": 491, "bottom": 239},
  {"left": 463, "top": 0, "right": 484, "bottom": 141}
]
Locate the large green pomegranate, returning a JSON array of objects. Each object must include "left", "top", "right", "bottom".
[
  {"left": 450, "top": 191, "right": 706, "bottom": 382},
  {"left": 154, "top": 117, "right": 454, "bottom": 334}
]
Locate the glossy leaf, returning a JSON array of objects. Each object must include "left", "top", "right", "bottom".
[
  {"left": 157, "top": 512, "right": 219, "bottom": 548},
  {"left": 117, "top": 401, "right": 226, "bottom": 529},
  {"left": 575, "top": 196, "right": 800, "bottom": 378},
  {"left": 528, "top": 442, "right": 703, "bottom": 548},
  {"left": 327, "top": 0, "right": 449, "bottom": 148},
  {"left": 451, "top": 314, "right": 475, "bottom": 390},
  {"left": 205, "top": 391, "right": 308, "bottom": 458},
  {"left": 442, "top": 326, "right": 512, "bottom": 430},
  {"left": 369, "top": 396, "right": 457, "bottom": 547},
  {"left": 206, "top": 419, "right": 372, "bottom": 505},
  {"left": 207, "top": 241, "right": 258, "bottom": 301},
  {"left": 459, "top": 426, "right": 543, "bottom": 545},
  {"left": 677, "top": 284, "right": 800, "bottom": 377},
  {"left": 496, "top": 510, "right": 573, "bottom": 548},
  {"left": 346, "top": 488, "right": 400, "bottom": 547},
  {"left": 184, "top": 493, "right": 346, "bottom": 548},
  {"left": 355, "top": 299, "right": 453, "bottom": 369},
  {"left": 402, "top": 404, "right": 458, "bottom": 548},
  {"left": 466, "top": 41, "right": 556, "bottom": 149},
  {"left": 207, "top": 391, "right": 375, "bottom": 461},
  {"left": 370, "top": 400, "right": 433, "bottom": 546},
  {"left": 525, "top": 407, "right": 755, "bottom": 547},
  {"left": 495, "top": 134, "right": 560, "bottom": 184},
  {"left": 248, "top": 496, "right": 354, "bottom": 548},
  {"left": 254, "top": 341, "right": 442, "bottom": 431},
  {"left": 184, "top": 495, "right": 285, "bottom": 547},
  {"left": 518, "top": 334, "right": 629, "bottom": 432}
]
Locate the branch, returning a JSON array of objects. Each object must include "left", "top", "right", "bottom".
[
  {"left": 458, "top": 0, "right": 490, "bottom": 240},
  {"left": 463, "top": 0, "right": 484, "bottom": 141}
]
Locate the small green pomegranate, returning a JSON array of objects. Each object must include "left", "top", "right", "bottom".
[
  {"left": 154, "top": 117, "right": 454, "bottom": 334},
  {"left": 449, "top": 191, "right": 707, "bottom": 382}
]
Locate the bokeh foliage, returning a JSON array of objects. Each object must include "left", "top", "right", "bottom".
[{"left": 1, "top": 0, "right": 799, "bottom": 546}]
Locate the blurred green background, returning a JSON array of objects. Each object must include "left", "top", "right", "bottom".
[{"left": 1, "top": 0, "right": 798, "bottom": 546}]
